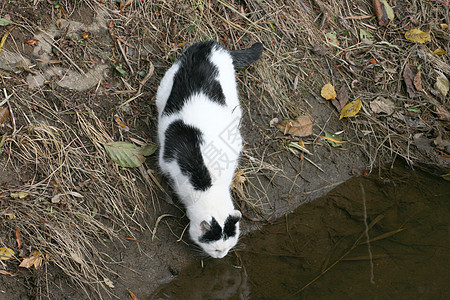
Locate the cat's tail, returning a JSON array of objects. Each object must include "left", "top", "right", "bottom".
[{"left": 230, "top": 42, "right": 263, "bottom": 69}]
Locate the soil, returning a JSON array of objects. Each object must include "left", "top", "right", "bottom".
[{"left": 0, "top": 1, "right": 448, "bottom": 299}]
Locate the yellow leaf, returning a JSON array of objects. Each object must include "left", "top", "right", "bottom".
[
  {"left": 440, "top": 24, "right": 449, "bottom": 30},
  {"left": 321, "top": 135, "right": 346, "bottom": 144},
  {"left": 10, "top": 191, "right": 29, "bottom": 199},
  {"left": 441, "top": 173, "right": 450, "bottom": 181},
  {"left": 0, "top": 247, "right": 15, "bottom": 260},
  {"left": 321, "top": 83, "right": 336, "bottom": 100},
  {"left": 0, "top": 27, "right": 13, "bottom": 55},
  {"left": 432, "top": 48, "right": 446, "bottom": 55},
  {"left": 339, "top": 100, "right": 362, "bottom": 120},
  {"left": 405, "top": 29, "right": 431, "bottom": 44}
]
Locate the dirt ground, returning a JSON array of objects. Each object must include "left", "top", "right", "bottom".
[{"left": 0, "top": 0, "right": 448, "bottom": 299}]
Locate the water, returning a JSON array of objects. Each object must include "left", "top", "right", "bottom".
[{"left": 151, "top": 162, "right": 450, "bottom": 299}]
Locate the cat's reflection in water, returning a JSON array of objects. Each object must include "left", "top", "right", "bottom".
[{"left": 150, "top": 257, "right": 250, "bottom": 300}]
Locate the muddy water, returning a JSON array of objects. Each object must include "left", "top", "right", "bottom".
[{"left": 150, "top": 162, "right": 450, "bottom": 299}]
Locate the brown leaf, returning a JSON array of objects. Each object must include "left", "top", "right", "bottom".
[
  {"left": 25, "top": 38, "right": 39, "bottom": 46},
  {"left": 335, "top": 86, "right": 349, "bottom": 111},
  {"left": 0, "top": 106, "right": 9, "bottom": 126},
  {"left": 19, "top": 255, "right": 42, "bottom": 269},
  {"left": 276, "top": 116, "right": 313, "bottom": 137},
  {"left": 370, "top": 97, "right": 394, "bottom": 115},
  {"left": 413, "top": 70, "right": 423, "bottom": 91},
  {"left": 435, "top": 104, "right": 450, "bottom": 122},
  {"left": 128, "top": 289, "right": 139, "bottom": 300},
  {"left": 373, "top": 0, "right": 387, "bottom": 25},
  {"left": 16, "top": 227, "right": 22, "bottom": 249},
  {"left": 403, "top": 65, "right": 421, "bottom": 98}
]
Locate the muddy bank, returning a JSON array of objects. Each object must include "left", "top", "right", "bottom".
[{"left": 151, "top": 161, "right": 450, "bottom": 299}]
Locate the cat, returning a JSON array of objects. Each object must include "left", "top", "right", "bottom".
[{"left": 156, "top": 40, "right": 263, "bottom": 258}]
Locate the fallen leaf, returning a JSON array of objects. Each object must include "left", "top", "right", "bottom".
[
  {"left": 370, "top": 97, "right": 394, "bottom": 115},
  {"left": 19, "top": 255, "right": 42, "bottom": 269},
  {"left": 339, "top": 100, "right": 362, "bottom": 120},
  {"left": 0, "top": 106, "right": 9, "bottom": 126},
  {"left": 269, "top": 117, "right": 279, "bottom": 127},
  {"left": 413, "top": 70, "right": 423, "bottom": 91},
  {"left": 140, "top": 143, "right": 158, "bottom": 157},
  {"left": 323, "top": 132, "right": 345, "bottom": 147},
  {"left": 380, "top": 0, "right": 394, "bottom": 21},
  {"left": 405, "top": 29, "right": 431, "bottom": 44},
  {"left": 10, "top": 191, "right": 29, "bottom": 199},
  {"left": 104, "top": 276, "right": 115, "bottom": 288},
  {"left": 276, "top": 116, "right": 313, "bottom": 137},
  {"left": 114, "top": 114, "right": 129, "bottom": 131},
  {"left": 434, "top": 135, "right": 450, "bottom": 154},
  {"left": 432, "top": 48, "right": 446, "bottom": 55},
  {"left": 16, "top": 228, "right": 22, "bottom": 249},
  {"left": 104, "top": 142, "right": 146, "bottom": 168},
  {"left": 441, "top": 173, "right": 450, "bottom": 181},
  {"left": 440, "top": 24, "right": 448, "bottom": 30},
  {"left": 336, "top": 85, "right": 349, "bottom": 110},
  {"left": 0, "top": 133, "right": 7, "bottom": 150},
  {"left": 403, "top": 64, "right": 421, "bottom": 98},
  {"left": 359, "top": 28, "right": 374, "bottom": 41},
  {"left": 70, "top": 251, "right": 83, "bottom": 264},
  {"left": 80, "top": 31, "right": 89, "bottom": 39},
  {"left": 25, "top": 38, "right": 39, "bottom": 46},
  {"left": 0, "top": 27, "right": 13, "bottom": 55},
  {"left": 114, "top": 64, "right": 128, "bottom": 77},
  {"left": 0, "top": 270, "right": 18, "bottom": 277},
  {"left": 321, "top": 83, "right": 337, "bottom": 100},
  {"left": 435, "top": 104, "right": 450, "bottom": 122},
  {"left": 233, "top": 170, "right": 247, "bottom": 186},
  {"left": 0, "top": 18, "right": 15, "bottom": 26},
  {"left": 0, "top": 247, "right": 15, "bottom": 260},
  {"left": 128, "top": 289, "right": 139, "bottom": 300},
  {"left": 435, "top": 75, "right": 449, "bottom": 98},
  {"left": 325, "top": 31, "right": 339, "bottom": 48},
  {"left": 373, "top": 0, "right": 393, "bottom": 25}
]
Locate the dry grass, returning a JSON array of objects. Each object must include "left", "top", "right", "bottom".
[{"left": 0, "top": 0, "right": 448, "bottom": 298}]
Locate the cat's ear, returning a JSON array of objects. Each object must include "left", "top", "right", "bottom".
[
  {"left": 230, "top": 210, "right": 242, "bottom": 221},
  {"left": 200, "top": 220, "right": 211, "bottom": 232}
]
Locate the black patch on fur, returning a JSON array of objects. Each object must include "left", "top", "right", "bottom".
[
  {"left": 223, "top": 215, "right": 240, "bottom": 240},
  {"left": 162, "top": 41, "right": 226, "bottom": 115},
  {"left": 163, "top": 120, "right": 212, "bottom": 191},
  {"left": 199, "top": 217, "right": 222, "bottom": 243},
  {"left": 230, "top": 42, "right": 263, "bottom": 68}
]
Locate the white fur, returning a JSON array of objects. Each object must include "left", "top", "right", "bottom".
[{"left": 156, "top": 44, "right": 243, "bottom": 258}]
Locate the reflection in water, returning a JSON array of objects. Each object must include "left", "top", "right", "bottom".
[
  {"left": 151, "top": 257, "right": 250, "bottom": 299},
  {"left": 151, "top": 162, "right": 450, "bottom": 299}
]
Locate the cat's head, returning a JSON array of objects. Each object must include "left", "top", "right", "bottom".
[{"left": 189, "top": 210, "right": 242, "bottom": 258}]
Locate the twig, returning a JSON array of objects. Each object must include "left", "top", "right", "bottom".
[
  {"left": 152, "top": 214, "right": 175, "bottom": 241},
  {"left": 360, "top": 182, "right": 375, "bottom": 284},
  {"left": 289, "top": 215, "right": 384, "bottom": 297},
  {"left": 298, "top": 0, "right": 310, "bottom": 14},
  {"left": 117, "top": 38, "right": 134, "bottom": 75},
  {"left": 3, "top": 89, "right": 16, "bottom": 137},
  {"left": 137, "top": 60, "right": 154, "bottom": 94}
]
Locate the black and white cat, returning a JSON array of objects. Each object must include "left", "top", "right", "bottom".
[{"left": 156, "top": 40, "right": 263, "bottom": 258}]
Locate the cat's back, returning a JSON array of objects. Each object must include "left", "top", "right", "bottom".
[{"left": 156, "top": 40, "right": 238, "bottom": 117}]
